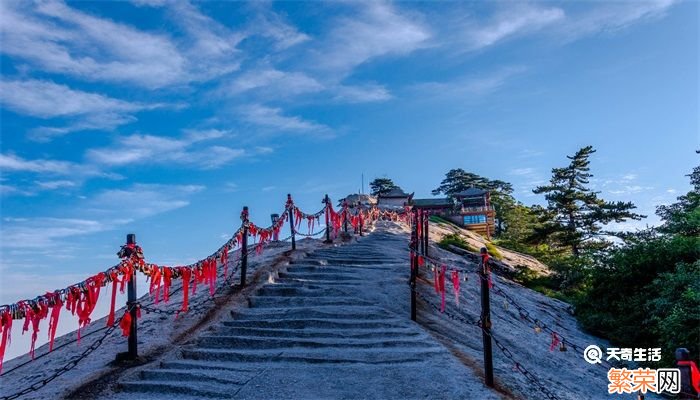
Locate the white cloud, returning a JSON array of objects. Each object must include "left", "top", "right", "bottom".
[
  {"left": 0, "top": 79, "right": 168, "bottom": 140},
  {"left": 333, "top": 84, "right": 392, "bottom": 103},
  {"left": 315, "top": 2, "right": 430, "bottom": 76},
  {"left": 411, "top": 66, "right": 526, "bottom": 100},
  {"left": 608, "top": 185, "right": 654, "bottom": 195},
  {"left": 131, "top": 0, "right": 167, "bottom": 7},
  {"left": 0, "top": 184, "right": 33, "bottom": 197},
  {"left": 0, "top": 183, "right": 204, "bottom": 250},
  {"left": 87, "top": 131, "right": 244, "bottom": 169},
  {"left": 0, "top": 218, "right": 106, "bottom": 249},
  {"left": 462, "top": 5, "right": 564, "bottom": 50},
  {"left": 246, "top": 4, "right": 310, "bottom": 50},
  {"left": 254, "top": 146, "right": 274, "bottom": 155},
  {"left": 167, "top": 1, "right": 243, "bottom": 79},
  {"left": 510, "top": 168, "right": 535, "bottom": 176},
  {"left": 0, "top": 1, "right": 243, "bottom": 89},
  {"left": 35, "top": 180, "right": 77, "bottom": 190},
  {"left": 0, "top": 79, "right": 150, "bottom": 119},
  {"left": 87, "top": 183, "right": 204, "bottom": 219},
  {"left": 225, "top": 68, "right": 324, "bottom": 97},
  {"left": 561, "top": 0, "right": 676, "bottom": 40},
  {"left": 224, "top": 182, "right": 239, "bottom": 192},
  {"left": 239, "top": 104, "right": 332, "bottom": 136},
  {"left": 0, "top": 153, "right": 74, "bottom": 174}
]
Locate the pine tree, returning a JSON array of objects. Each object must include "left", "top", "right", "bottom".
[
  {"left": 532, "top": 146, "right": 644, "bottom": 256},
  {"left": 656, "top": 151, "right": 699, "bottom": 236},
  {"left": 369, "top": 178, "right": 399, "bottom": 196}
]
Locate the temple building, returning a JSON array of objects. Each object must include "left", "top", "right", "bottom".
[
  {"left": 377, "top": 187, "right": 414, "bottom": 209},
  {"left": 412, "top": 187, "right": 495, "bottom": 238}
]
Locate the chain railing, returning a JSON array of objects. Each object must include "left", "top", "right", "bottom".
[{"left": 0, "top": 193, "right": 350, "bottom": 399}]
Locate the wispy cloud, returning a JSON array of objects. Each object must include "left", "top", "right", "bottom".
[
  {"left": 510, "top": 168, "right": 535, "bottom": 176},
  {"left": 238, "top": 104, "right": 332, "bottom": 137},
  {"left": 465, "top": 5, "right": 564, "bottom": 50},
  {"left": 87, "top": 130, "right": 244, "bottom": 169},
  {"left": 0, "top": 153, "right": 75, "bottom": 174},
  {"left": 314, "top": 2, "right": 430, "bottom": 76},
  {"left": 0, "top": 0, "right": 247, "bottom": 89},
  {"left": 0, "top": 79, "right": 167, "bottom": 140},
  {"left": 86, "top": 183, "right": 205, "bottom": 219},
  {"left": 333, "top": 84, "right": 392, "bottom": 103},
  {"left": 224, "top": 68, "right": 324, "bottom": 97},
  {"left": 0, "top": 218, "right": 107, "bottom": 249},
  {"left": 35, "top": 180, "right": 78, "bottom": 190},
  {"left": 246, "top": 3, "right": 310, "bottom": 50},
  {"left": 410, "top": 66, "right": 526, "bottom": 100},
  {"left": 560, "top": 0, "right": 676, "bottom": 41},
  {"left": 0, "top": 183, "right": 204, "bottom": 251}
]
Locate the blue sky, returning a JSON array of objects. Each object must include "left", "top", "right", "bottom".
[{"left": 0, "top": 0, "right": 698, "bottom": 306}]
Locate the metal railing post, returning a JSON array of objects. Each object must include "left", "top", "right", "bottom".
[
  {"left": 480, "top": 247, "right": 494, "bottom": 387},
  {"left": 410, "top": 210, "right": 417, "bottom": 321},
  {"left": 240, "top": 207, "right": 249, "bottom": 287},
  {"left": 126, "top": 233, "right": 138, "bottom": 359},
  {"left": 324, "top": 195, "right": 331, "bottom": 243},
  {"left": 288, "top": 194, "right": 296, "bottom": 250}
]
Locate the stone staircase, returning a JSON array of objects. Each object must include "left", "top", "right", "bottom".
[{"left": 106, "top": 228, "right": 500, "bottom": 399}]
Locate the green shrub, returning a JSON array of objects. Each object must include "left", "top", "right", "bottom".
[
  {"left": 438, "top": 233, "right": 477, "bottom": 252},
  {"left": 485, "top": 242, "right": 503, "bottom": 260}
]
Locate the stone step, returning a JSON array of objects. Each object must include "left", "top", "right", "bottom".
[
  {"left": 248, "top": 296, "right": 373, "bottom": 308},
  {"left": 180, "top": 347, "right": 445, "bottom": 364},
  {"left": 196, "top": 335, "right": 433, "bottom": 350},
  {"left": 277, "top": 272, "right": 363, "bottom": 281},
  {"left": 229, "top": 306, "right": 394, "bottom": 321},
  {"left": 220, "top": 318, "right": 408, "bottom": 330},
  {"left": 210, "top": 326, "right": 422, "bottom": 339},
  {"left": 273, "top": 278, "right": 365, "bottom": 286},
  {"left": 302, "top": 258, "right": 402, "bottom": 265},
  {"left": 254, "top": 286, "right": 356, "bottom": 297},
  {"left": 285, "top": 265, "right": 383, "bottom": 273},
  {"left": 140, "top": 369, "right": 247, "bottom": 385},
  {"left": 119, "top": 380, "right": 234, "bottom": 398},
  {"left": 160, "top": 360, "right": 257, "bottom": 373}
]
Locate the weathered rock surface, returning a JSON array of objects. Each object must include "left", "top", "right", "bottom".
[{"left": 99, "top": 226, "right": 502, "bottom": 399}]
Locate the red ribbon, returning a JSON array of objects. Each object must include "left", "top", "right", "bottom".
[
  {"left": 177, "top": 267, "right": 191, "bottom": 317},
  {"left": 549, "top": 332, "right": 561, "bottom": 351},
  {"left": 0, "top": 310, "right": 12, "bottom": 373},
  {"left": 119, "top": 311, "right": 131, "bottom": 337},
  {"left": 439, "top": 266, "right": 446, "bottom": 313},
  {"left": 451, "top": 271, "right": 460, "bottom": 305},
  {"left": 107, "top": 271, "right": 119, "bottom": 327},
  {"left": 163, "top": 266, "right": 172, "bottom": 302},
  {"left": 47, "top": 295, "right": 63, "bottom": 351},
  {"left": 149, "top": 265, "right": 163, "bottom": 304},
  {"left": 221, "top": 247, "right": 229, "bottom": 279}
]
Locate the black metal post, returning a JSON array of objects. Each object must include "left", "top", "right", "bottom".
[
  {"left": 271, "top": 214, "right": 279, "bottom": 241},
  {"left": 324, "top": 195, "right": 331, "bottom": 243},
  {"left": 288, "top": 194, "right": 296, "bottom": 250},
  {"left": 410, "top": 210, "right": 417, "bottom": 321},
  {"left": 343, "top": 202, "right": 348, "bottom": 234},
  {"left": 419, "top": 210, "right": 425, "bottom": 255},
  {"left": 126, "top": 233, "right": 138, "bottom": 360},
  {"left": 424, "top": 213, "right": 429, "bottom": 258},
  {"left": 480, "top": 247, "right": 494, "bottom": 387},
  {"left": 359, "top": 204, "right": 364, "bottom": 237},
  {"left": 240, "top": 207, "right": 248, "bottom": 287}
]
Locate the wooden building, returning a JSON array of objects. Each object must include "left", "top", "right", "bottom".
[
  {"left": 412, "top": 187, "right": 496, "bottom": 238},
  {"left": 377, "top": 188, "right": 414, "bottom": 209}
]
